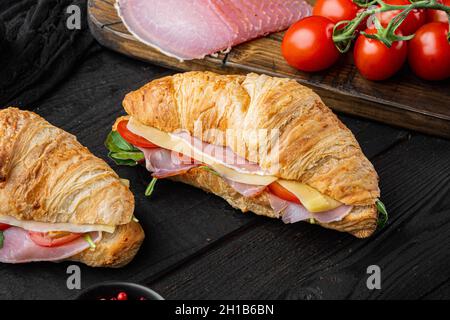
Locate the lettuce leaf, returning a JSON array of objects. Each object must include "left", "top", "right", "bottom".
[
  {"left": 0, "top": 231, "right": 4, "bottom": 250},
  {"left": 376, "top": 200, "right": 388, "bottom": 229},
  {"left": 105, "top": 131, "right": 144, "bottom": 166},
  {"left": 84, "top": 234, "right": 96, "bottom": 251},
  {"left": 145, "top": 177, "right": 158, "bottom": 197}
]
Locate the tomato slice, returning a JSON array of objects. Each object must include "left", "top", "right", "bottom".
[
  {"left": 28, "top": 231, "right": 82, "bottom": 247},
  {"left": 0, "top": 223, "right": 11, "bottom": 231},
  {"left": 117, "top": 120, "right": 158, "bottom": 149},
  {"left": 268, "top": 182, "right": 301, "bottom": 204}
]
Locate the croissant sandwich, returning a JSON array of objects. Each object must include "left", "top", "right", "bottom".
[
  {"left": 0, "top": 108, "right": 144, "bottom": 267},
  {"left": 107, "top": 72, "right": 386, "bottom": 238}
]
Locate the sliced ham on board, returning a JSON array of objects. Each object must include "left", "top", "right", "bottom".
[
  {"left": 116, "top": 0, "right": 312, "bottom": 60},
  {"left": 0, "top": 228, "right": 101, "bottom": 263}
]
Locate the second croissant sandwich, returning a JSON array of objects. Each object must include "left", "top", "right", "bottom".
[
  {"left": 0, "top": 108, "right": 144, "bottom": 267},
  {"left": 107, "top": 72, "right": 386, "bottom": 238}
]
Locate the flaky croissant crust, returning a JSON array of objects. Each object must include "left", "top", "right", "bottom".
[
  {"left": 0, "top": 108, "right": 134, "bottom": 226},
  {"left": 123, "top": 72, "right": 380, "bottom": 206}
]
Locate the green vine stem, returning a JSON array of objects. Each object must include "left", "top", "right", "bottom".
[{"left": 333, "top": 0, "right": 450, "bottom": 53}]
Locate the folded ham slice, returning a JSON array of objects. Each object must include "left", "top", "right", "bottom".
[
  {"left": 138, "top": 147, "right": 200, "bottom": 179},
  {"left": 116, "top": 0, "right": 312, "bottom": 60},
  {"left": 0, "top": 228, "right": 101, "bottom": 263},
  {"left": 139, "top": 138, "right": 266, "bottom": 197},
  {"left": 268, "top": 193, "right": 352, "bottom": 224},
  {"left": 172, "top": 131, "right": 268, "bottom": 175}
]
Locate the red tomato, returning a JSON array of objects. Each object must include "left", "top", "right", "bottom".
[
  {"left": 268, "top": 183, "right": 301, "bottom": 204},
  {"left": 282, "top": 16, "right": 341, "bottom": 72},
  {"left": 117, "top": 120, "right": 158, "bottom": 148},
  {"left": 408, "top": 22, "right": 450, "bottom": 80},
  {"left": 376, "top": 0, "right": 426, "bottom": 35},
  {"left": 426, "top": 0, "right": 450, "bottom": 23},
  {"left": 313, "top": 0, "right": 359, "bottom": 24},
  {"left": 0, "top": 223, "right": 10, "bottom": 231},
  {"left": 354, "top": 28, "right": 408, "bottom": 80},
  {"left": 117, "top": 292, "right": 128, "bottom": 300},
  {"left": 29, "top": 231, "right": 82, "bottom": 247},
  {"left": 356, "top": 8, "right": 370, "bottom": 32}
]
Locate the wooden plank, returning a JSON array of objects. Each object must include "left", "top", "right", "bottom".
[
  {"left": 148, "top": 134, "right": 450, "bottom": 299},
  {"left": 226, "top": 34, "right": 450, "bottom": 120},
  {"left": 0, "top": 49, "right": 408, "bottom": 299},
  {"left": 87, "top": 0, "right": 450, "bottom": 139},
  {"left": 422, "top": 280, "right": 450, "bottom": 299}
]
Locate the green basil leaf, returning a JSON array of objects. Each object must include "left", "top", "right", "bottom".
[
  {"left": 0, "top": 231, "right": 4, "bottom": 250},
  {"left": 108, "top": 152, "right": 140, "bottom": 167},
  {"left": 105, "top": 131, "right": 138, "bottom": 153},
  {"left": 110, "top": 151, "right": 144, "bottom": 161},
  {"left": 105, "top": 130, "right": 145, "bottom": 167},
  {"left": 145, "top": 177, "right": 158, "bottom": 197},
  {"left": 84, "top": 234, "right": 96, "bottom": 251},
  {"left": 376, "top": 200, "right": 388, "bottom": 229},
  {"left": 110, "top": 158, "right": 139, "bottom": 166}
]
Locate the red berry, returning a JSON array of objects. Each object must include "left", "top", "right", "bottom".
[{"left": 117, "top": 292, "right": 128, "bottom": 300}]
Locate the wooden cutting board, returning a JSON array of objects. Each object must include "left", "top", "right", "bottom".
[{"left": 88, "top": 0, "right": 450, "bottom": 139}]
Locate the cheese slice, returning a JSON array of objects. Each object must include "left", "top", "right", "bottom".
[
  {"left": 127, "top": 117, "right": 343, "bottom": 211},
  {"left": 128, "top": 118, "right": 277, "bottom": 186},
  {"left": 277, "top": 180, "right": 342, "bottom": 213},
  {"left": 0, "top": 215, "right": 116, "bottom": 234}
]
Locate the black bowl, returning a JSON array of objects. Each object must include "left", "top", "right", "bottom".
[{"left": 76, "top": 282, "right": 164, "bottom": 300}]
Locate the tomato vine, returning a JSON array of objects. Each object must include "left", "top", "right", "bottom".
[{"left": 333, "top": 0, "right": 450, "bottom": 52}]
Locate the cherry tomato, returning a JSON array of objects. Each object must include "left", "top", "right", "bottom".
[
  {"left": 282, "top": 16, "right": 341, "bottom": 72},
  {"left": 408, "top": 22, "right": 450, "bottom": 80},
  {"left": 117, "top": 120, "right": 158, "bottom": 149},
  {"left": 0, "top": 223, "right": 10, "bottom": 231},
  {"left": 268, "top": 182, "right": 301, "bottom": 204},
  {"left": 356, "top": 8, "right": 370, "bottom": 32},
  {"left": 426, "top": 0, "right": 450, "bottom": 24},
  {"left": 117, "top": 292, "right": 128, "bottom": 300},
  {"left": 376, "top": 0, "right": 426, "bottom": 35},
  {"left": 354, "top": 27, "right": 408, "bottom": 81},
  {"left": 313, "top": 0, "right": 359, "bottom": 24},
  {"left": 28, "top": 231, "right": 82, "bottom": 247}
]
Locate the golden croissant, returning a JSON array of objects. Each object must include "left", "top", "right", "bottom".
[
  {"left": 0, "top": 107, "right": 144, "bottom": 267},
  {"left": 108, "top": 71, "right": 383, "bottom": 238}
]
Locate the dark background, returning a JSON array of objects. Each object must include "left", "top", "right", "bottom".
[{"left": 0, "top": 0, "right": 449, "bottom": 300}]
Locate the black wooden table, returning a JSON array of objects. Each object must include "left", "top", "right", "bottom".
[{"left": 1, "top": 47, "right": 450, "bottom": 300}]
